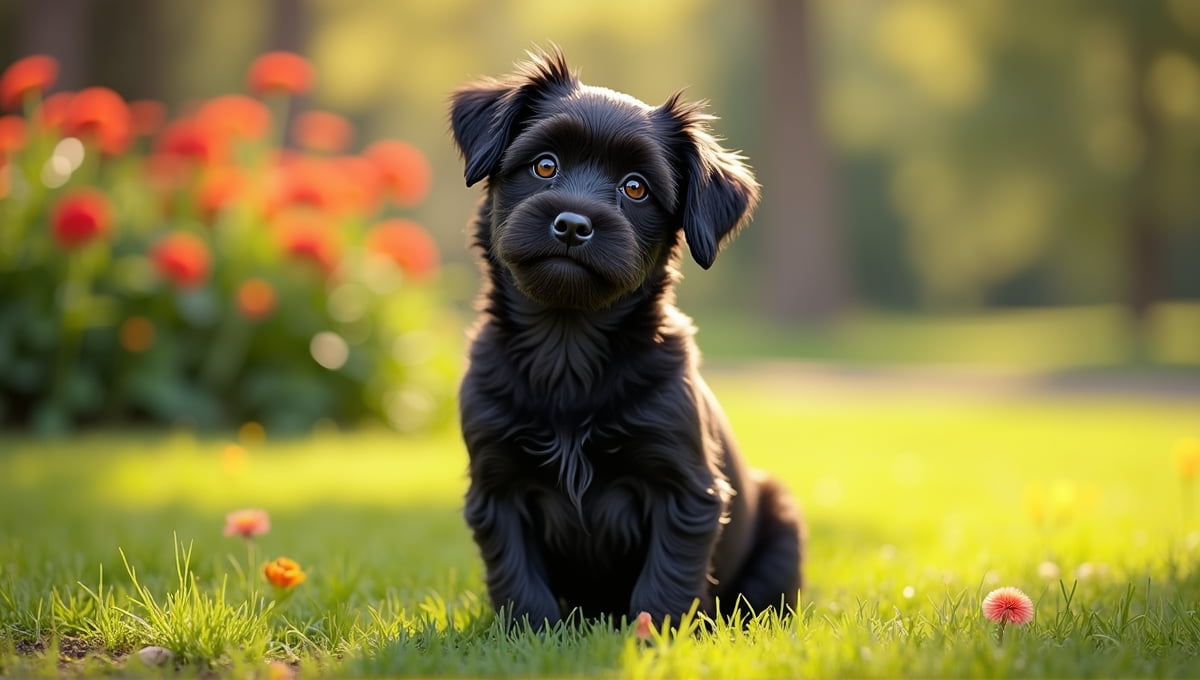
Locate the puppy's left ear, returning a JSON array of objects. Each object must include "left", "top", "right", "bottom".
[{"left": 656, "top": 95, "right": 760, "bottom": 269}]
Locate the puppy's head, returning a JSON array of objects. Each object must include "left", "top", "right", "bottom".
[{"left": 451, "top": 49, "right": 759, "bottom": 311}]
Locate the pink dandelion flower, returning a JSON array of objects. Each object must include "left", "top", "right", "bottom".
[
  {"left": 223, "top": 508, "right": 271, "bottom": 538},
  {"left": 633, "top": 611, "right": 653, "bottom": 641},
  {"left": 982, "top": 586, "right": 1034, "bottom": 625}
]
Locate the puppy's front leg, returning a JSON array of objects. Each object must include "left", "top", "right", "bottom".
[
  {"left": 464, "top": 489, "right": 561, "bottom": 628},
  {"left": 629, "top": 483, "right": 724, "bottom": 621}
]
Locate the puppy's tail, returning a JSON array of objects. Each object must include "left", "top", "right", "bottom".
[{"left": 723, "top": 473, "right": 806, "bottom": 615}]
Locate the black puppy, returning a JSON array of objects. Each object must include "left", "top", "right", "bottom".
[{"left": 450, "top": 50, "right": 804, "bottom": 628}]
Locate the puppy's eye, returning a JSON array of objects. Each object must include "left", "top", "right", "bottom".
[
  {"left": 532, "top": 154, "right": 558, "bottom": 179},
  {"left": 621, "top": 175, "right": 648, "bottom": 202}
]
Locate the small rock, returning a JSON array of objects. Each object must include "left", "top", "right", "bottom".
[{"left": 136, "top": 645, "right": 174, "bottom": 666}]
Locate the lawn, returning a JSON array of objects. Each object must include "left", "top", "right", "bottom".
[{"left": 2, "top": 368, "right": 1199, "bottom": 678}]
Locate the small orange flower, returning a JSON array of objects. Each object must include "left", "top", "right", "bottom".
[
  {"left": 292, "top": 110, "right": 353, "bottom": 153},
  {"left": 633, "top": 611, "right": 653, "bottom": 641},
  {"left": 264, "top": 557, "right": 306, "bottom": 588},
  {"left": 119, "top": 316, "right": 155, "bottom": 353},
  {"left": 0, "top": 55, "right": 58, "bottom": 110},
  {"left": 366, "top": 219, "right": 439, "bottom": 280},
  {"left": 224, "top": 508, "right": 270, "bottom": 538},
  {"left": 365, "top": 140, "right": 431, "bottom": 207},
  {"left": 51, "top": 189, "right": 113, "bottom": 250},
  {"left": 38, "top": 91, "right": 73, "bottom": 131},
  {"left": 128, "top": 99, "right": 167, "bottom": 137},
  {"left": 152, "top": 232, "right": 212, "bottom": 289},
  {"left": 198, "top": 94, "right": 271, "bottom": 141},
  {"left": 982, "top": 586, "right": 1034, "bottom": 625},
  {"left": 0, "top": 115, "right": 26, "bottom": 155},
  {"left": 247, "top": 52, "right": 313, "bottom": 96},
  {"left": 333, "top": 155, "right": 384, "bottom": 214},
  {"left": 236, "top": 278, "right": 277, "bottom": 321},
  {"left": 1174, "top": 438, "right": 1200, "bottom": 479},
  {"left": 64, "top": 86, "right": 133, "bottom": 155}
]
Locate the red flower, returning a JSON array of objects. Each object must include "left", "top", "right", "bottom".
[
  {"left": 263, "top": 556, "right": 306, "bottom": 588},
  {"left": 63, "top": 87, "right": 133, "bottom": 155},
  {"left": 224, "top": 508, "right": 270, "bottom": 538},
  {"left": 247, "top": 52, "right": 313, "bottom": 96},
  {"left": 0, "top": 115, "right": 26, "bottom": 155},
  {"left": 198, "top": 94, "right": 271, "bottom": 141},
  {"left": 38, "top": 91, "right": 73, "bottom": 131},
  {"left": 292, "top": 111, "right": 353, "bottom": 153},
  {"left": 51, "top": 189, "right": 113, "bottom": 250},
  {"left": 277, "top": 212, "right": 338, "bottom": 275},
  {"left": 156, "top": 117, "right": 227, "bottom": 165},
  {"left": 366, "top": 219, "right": 439, "bottom": 280},
  {"left": 268, "top": 156, "right": 355, "bottom": 217},
  {"left": 0, "top": 55, "right": 58, "bottom": 111},
  {"left": 982, "top": 587, "right": 1034, "bottom": 625},
  {"left": 236, "top": 278, "right": 277, "bottom": 321},
  {"left": 129, "top": 99, "right": 167, "bottom": 137},
  {"left": 198, "top": 167, "right": 252, "bottom": 222},
  {"left": 152, "top": 232, "right": 211, "bottom": 288},
  {"left": 365, "top": 140, "right": 431, "bottom": 207}
]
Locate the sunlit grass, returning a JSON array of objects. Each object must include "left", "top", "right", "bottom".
[{"left": 1, "top": 371, "right": 1198, "bottom": 677}]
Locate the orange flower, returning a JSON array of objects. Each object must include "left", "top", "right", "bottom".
[
  {"left": 0, "top": 115, "right": 25, "bottom": 155},
  {"left": 277, "top": 212, "right": 338, "bottom": 275},
  {"left": 247, "top": 52, "right": 313, "bottom": 96},
  {"left": 333, "top": 155, "right": 384, "bottom": 215},
  {"left": 198, "top": 94, "right": 271, "bottom": 141},
  {"left": 197, "top": 167, "right": 252, "bottom": 222},
  {"left": 292, "top": 110, "right": 353, "bottom": 153},
  {"left": 64, "top": 86, "right": 133, "bottom": 155},
  {"left": 366, "top": 219, "right": 439, "bottom": 280},
  {"left": 365, "top": 140, "right": 431, "bottom": 207},
  {"left": 156, "top": 116, "right": 228, "bottom": 165},
  {"left": 51, "top": 189, "right": 113, "bottom": 250},
  {"left": 269, "top": 156, "right": 348, "bottom": 216},
  {"left": 264, "top": 557, "right": 306, "bottom": 588},
  {"left": 152, "top": 232, "right": 211, "bottom": 288},
  {"left": 129, "top": 99, "right": 167, "bottom": 137},
  {"left": 1174, "top": 437, "right": 1200, "bottom": 480},
  {"left": 119, "top": 316, "right": 155, "bottom": 353},
  {"left": 39, "top": 91, "right": 73, "bottom": 131},
  {"left": 236, "top": 278, "right": 276, "bottom": 320},
  {"left": 0, "top": 55, "right": 58, "bottom": 110},
  {"left": 224, "top": 508, "right": 271, "bottom": 538}
]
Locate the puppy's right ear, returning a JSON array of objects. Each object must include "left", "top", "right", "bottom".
[{"left": 450, "top": 50, "right": 576, "bottom": 187}]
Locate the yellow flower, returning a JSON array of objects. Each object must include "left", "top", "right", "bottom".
[
  {"left": 264, "top": 557, "right": 306, "bottom": 588},
  {"left": 1173, "top": 438, "right": 1200, "bottom": 480}
]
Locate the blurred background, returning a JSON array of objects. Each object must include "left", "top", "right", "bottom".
[{"left": 1, "top": 0, "right": 1198, "bottom": 435}]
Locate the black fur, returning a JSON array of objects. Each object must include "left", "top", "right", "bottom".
[{"left": 450, "top": 49, "right": 805, "bottom": 628}]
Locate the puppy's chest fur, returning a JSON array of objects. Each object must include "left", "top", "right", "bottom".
[{"left": 463, "top": 302, "right": 707, "bottom": 564}]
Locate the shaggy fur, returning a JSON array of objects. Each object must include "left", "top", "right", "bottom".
[{"left": 450, "top": 50, "right": 804, "bottom": 628}]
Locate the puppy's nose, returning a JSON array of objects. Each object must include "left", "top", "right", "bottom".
[{"left": 551, "top": 212, "right": 593, "bottom": 246}]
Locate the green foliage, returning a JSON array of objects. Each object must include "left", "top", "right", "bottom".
[{"left": 1, "top": 375, "right": 1198, "bottom": 677}]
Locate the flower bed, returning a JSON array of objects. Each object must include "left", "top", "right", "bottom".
[{"left": 0, "top": 52, "right": 454, "bottom": 435}]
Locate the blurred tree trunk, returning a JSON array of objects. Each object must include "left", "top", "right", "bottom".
[
  {"left": 268, "top": 0, "right": 309, "bottom": 53},
  {"left": 18, "top": 0, "right": 89, "bottom": 90},
  {"left": 760, "top": 0, "right": 848, "bottom": 323},
  {"left": 1126, "top": 10, "right": 1167, "bottom": 359}
]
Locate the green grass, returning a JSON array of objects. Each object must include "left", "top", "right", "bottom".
[{"left": 2, "top": 370, "right": 1199, "bottom": 677}]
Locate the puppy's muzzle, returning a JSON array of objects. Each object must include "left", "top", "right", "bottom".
[{"left": 551, "top": 212, "right": 593, "bottom": 247}]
